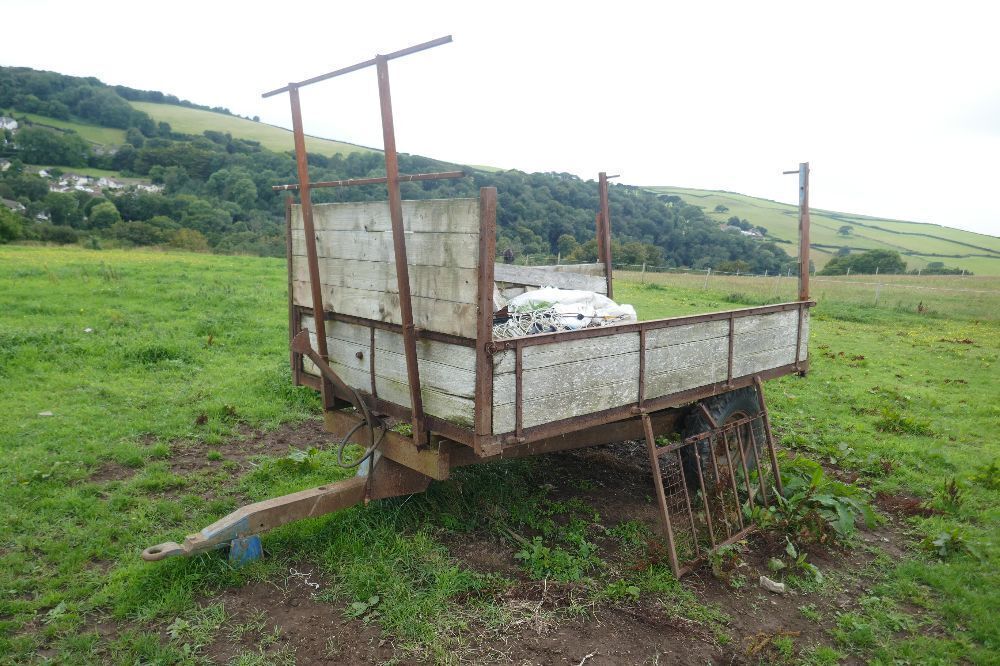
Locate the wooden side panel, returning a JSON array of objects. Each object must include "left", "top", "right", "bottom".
[
  {"left": 490, "top": 306, "right": 810, "bottom": 435},
  {"left": 494, "top": 263, "right": 607, "bottom": 294},
  {"left": 799, "top": 309, "right": 811, "bottom": 361},
  {"left": 299, "top": 315, "right": 475, "bottom": 427},
  {"left": 290, "top": 198, "right": 480, "bottom": 338},
  {"left": 493, "top": 333, "right": 640, "bottom": 432}
]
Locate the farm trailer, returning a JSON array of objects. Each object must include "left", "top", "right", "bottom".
[{"left": 142, "top": 37, "right": 814, "bottom": 576}]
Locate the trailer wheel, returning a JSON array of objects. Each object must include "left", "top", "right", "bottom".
[{"left": 681, "top": 386, "right": 766, "bottom": 490}]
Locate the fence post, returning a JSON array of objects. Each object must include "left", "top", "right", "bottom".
[
  {"left": 874, "top": 282, "right": 881, "bottom": 305},
  {"left": 703, "top": 267, "right": 711, "bottom": 289},
  {"left": 846, "top": 267, "right": 851, "bottom": 277},
  {"left": 641, "top": 262, "right": 646, "bottom": 283}
]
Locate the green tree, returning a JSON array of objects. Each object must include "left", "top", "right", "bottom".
[
  {"left": 88, "top": 200, "right": 122, "bottom": 229},
  {"left": 14, "top": 127, "right": 89, "bottom": 167},
  {"left": 44, "top": 192, "right": 83, "bottom": 227},
  {"left": 0, "top": 206, "right": 24, "bottom": 243},
  {"left": 838, "top": 225, "right": 853, "bottom": 236},
  {"left": 819, "top": 249, "right": 907, "bottom": 275},
  {"left": 169, "top": 227, "right": 209, "bottom": 252}
]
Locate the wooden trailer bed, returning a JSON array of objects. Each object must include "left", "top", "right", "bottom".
[{"left": 287, "top": 191, "right": 813, "bottom": 457}]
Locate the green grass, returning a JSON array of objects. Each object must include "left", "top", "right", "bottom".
[
  {"left": 0, "top": 245, "right": 997, "bottom": 663},
  {"left": 128, "top": 102, "right": 375, "bottom": 158},
  {"left": 647, "top": 185, "right": 1000, "bottom": 275},
  {"left": 10, "top": 111, "right": 127, "bottom": 146}
]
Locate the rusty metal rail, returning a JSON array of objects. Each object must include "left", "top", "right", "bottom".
[{"left": 641, "top": 404, "right": 782, "bottom": 578}]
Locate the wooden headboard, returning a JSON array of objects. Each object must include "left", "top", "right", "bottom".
[{"left": 290, "top": 197, "right": 482, "bottom": 338}]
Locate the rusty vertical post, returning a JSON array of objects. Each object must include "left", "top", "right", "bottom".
[
  {"left": 375, "top": 54, "right": 427, "bottom": 446},
  {"left": 798, "top": 162, "right": 810, "bottom": 300},
  {"left": 288, "top": 86, "right": 331, "bottom": 407},
  {"left": 474, "top": 187, "right": 497, "bottom": 454},
  {"left": 285, "top": 195, "right": 298, "bottom": 384},
  {"left": 598, "top": 172, "right": 614, "bottom": 298},
  {"left": 642, "top": 413, "right": 681, "bottom": 577}
]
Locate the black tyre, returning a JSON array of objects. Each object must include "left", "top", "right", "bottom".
[{"left": 681, "top": 386, "right": 766, "bottom": 491}]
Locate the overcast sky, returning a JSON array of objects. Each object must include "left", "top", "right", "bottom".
[{"left": 4, "top": 0, "right": 998, "bottom": 236}]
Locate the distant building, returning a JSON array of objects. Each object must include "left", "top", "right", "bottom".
[
  {"left": 2, "top": 198, "right": 26, "bottom": 213},
  {"left": 0, "top": 117, "right": 17, "bottom": 131}
]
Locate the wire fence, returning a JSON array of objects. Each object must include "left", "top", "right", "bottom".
[{"left": 611, "top": 263, "right": 1000, "bottom": 321}]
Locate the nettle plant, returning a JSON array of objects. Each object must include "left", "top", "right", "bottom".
[{"left": 751, "top": 456, "right": 877, "bottom": 546}]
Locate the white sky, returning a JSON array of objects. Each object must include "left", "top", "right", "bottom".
[{"left": 3, "top": 0, "right": 998, "bottom": 236}]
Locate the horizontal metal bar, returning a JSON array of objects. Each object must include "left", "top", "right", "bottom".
[
  {"left": 262, "top": 36, "right": 453, "bottom": 98},
  {"left": 274, "top": 170, "right": 465, "bottom": 192},
  {"left": 496, "top": 300, "right": 814, "bottom": 350},
  {"left": 782, "top": 169, "right": 800, "bottom": 175}
]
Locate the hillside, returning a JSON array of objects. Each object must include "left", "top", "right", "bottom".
[
  {"left": 128, "top": 101, "right": 374, "bottom": 158},
  {"left": 648, "top": 186, "right": 1000, "bottom": 275}
]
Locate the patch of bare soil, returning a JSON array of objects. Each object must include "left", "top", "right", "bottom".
[
  {"left": 89, "top": 460, "right": 137, "bottom": 482},
  {"left": 168, "top": 419, "right": 329, "bottom": 476},
  {"left": 203, "top": 566, "right": 408, "bottom": 665},
  {"left": 448, "top": 443, "right": 909, "bottom": 665}
]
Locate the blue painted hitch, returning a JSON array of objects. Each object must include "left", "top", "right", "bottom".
[{"left": 228, "top": 535, "right": 263, "bottom": 566}]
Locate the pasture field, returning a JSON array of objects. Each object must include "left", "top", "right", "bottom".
[
  {"left": 0, "top": 245, "right": 996, "bottom": 664},
  {"left": 646, "top": 186, "right": 1000, "bottom": 275},
  {"left": 128, "top": 102, "right": 375, "bottom": 158},
  {"left": 9, "top": 113, "right": 127, "bottom": 147}
]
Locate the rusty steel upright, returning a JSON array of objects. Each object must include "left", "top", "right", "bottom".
[
  {"left": 287, "top": 86, "right": 332, "bottom": 407},
  {"left": 262, "top": 36, "right": 455, "bottom": 447},
  {"left": 783, "top": 162, "right": 811, "bottom": 301},
  {"left": 375, "top": 53, "right": 427, "bottom": 446},
  {"left": 598, "top": 172, "right": 614, "bottom": 298}
]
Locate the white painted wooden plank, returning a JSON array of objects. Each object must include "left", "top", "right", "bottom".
[
  {"left": 733, "top": 310, "right": 797, "bottom": 335},
  {"left": 645, "top": 320, "right": 729, "bottom": 350},
  {"left": 522, "top": 332, "right": 640, "bottom": 371},
  {"left": 292, "top": 256, "right": 477, "bottom": 305},
  {"left": 291, "top": 229, "right": 480, "bottom": 269},
  {"left": 299, "top": 317, "right": 476, "bottom": 398},
  {"left": 292, "top": 198, "right": 479, "bottom": 234},
  {"left": 646, "top": 337, "right": 729, "bottom": 374},
  {"left": 494, "top": 263, "right": 607, "bottom": 294},
  {"left": 535, "top": 263, "right": 606, "bottom": 277},
  {"left": 492, "top": 377, "right": 639, "bottom": 432},
  {"left": 302, "top": 352, "right": 474, "bottom": 427},
  {"left": 733, "top": 345, "right": 797, "bottom": 377},
  {"left": 372, "top": 328, "right": 476, "bottom": 370},
  {"left": 493, "top": 350, "right": 640, "bottom": 403},
  {"left": 645, "top": 360, "right": 729, "bottom": 400},
  {"left": 292, "top": 280, "right": 477, "bottom": 339},
  {"left": 733, "top": 322, "right": 799, "bottom": 357}
]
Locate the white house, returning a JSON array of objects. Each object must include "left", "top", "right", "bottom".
[{"left": 0, "top": 117, "right": 17, "bottom": 131}]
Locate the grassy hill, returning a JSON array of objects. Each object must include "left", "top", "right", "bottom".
[
  {"left": 128, "top": 101, "right": 375, "bottom": 158},
  {"left": 10, "top": 111, "right": 127, "bottom": 146},
  {"left": 648, "top": 186, "right": 1000, "bottom": 275}
]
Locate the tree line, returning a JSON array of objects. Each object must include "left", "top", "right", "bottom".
[{"left": 1, "top": 66, "right": 797, "bottom": 275}]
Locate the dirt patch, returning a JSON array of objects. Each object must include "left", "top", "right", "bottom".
[
  {"left": 167, "top": 419, "right": 329, "bottom": 476},
  {"left": 89, "top": 461, "right": 137, "bottom": 482},
  {"left": 875, "top": 491, "right": 940, "bottom": 518},
  {"left": 449, "top": 443, "right": 910, "bottom": 665},
  {"left": 203, "top": 566, "right": 403, "bottom": 665}
]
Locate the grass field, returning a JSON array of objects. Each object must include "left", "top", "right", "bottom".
[
  {"left": 128, "top": 102, "right": 375, "bottom": 158},
  {"left": 10, "top": 112, "right": 127, "bottom": 147},
  {"left": 0, "top": 246, "right": 996, "bottom": 664},
  {"left": 647, "top": 186, "right": 1000, "bottom": 276}
]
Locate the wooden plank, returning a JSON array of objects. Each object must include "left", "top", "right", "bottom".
[
  {"left": 734, "top": 323, "right": 799, "bottom": 357},
  {"left": 493, "top": 376, "right": 639, "bottom": 432},
  {"left": 292, "top": 280, "right": 478, "bottom": 339},
  {"left": 645, "top": 320, "right": 729, "bottom": 350},
  {"left": 292, "top": 257, "right": 477, "bottom": 305},
  {"left": 475, "top": 188, "right": 497, "bottom": 441},
  {"left": 534, "top": 263, "right": 606, "bottom": 277},
  {"left": 522, "top": 332, "right": 640, "bottom": 371},
  {"left": 733, "top": 345, "right": 797, "bottom": 377},
  {"left": 303, "top": 354, "right": 474, "bottom": 427},
  {"left": 494, "top": 263, "right": 607, "bottom": 294},
  {"left": 324, "top": 410, "right": 451, "bottom": 481},
  {"left": 645, "top": 360, "right": 729, "bottom": 400},
  {"left": 299, "top": 317, "right": 477, "bottom": 398},
  {"left": 292, "top": 198, "right": 480, "bottom": 234},
  {"left": 291, "top": 229, "right": 480, "bottom": 269},
  {"left": 733, "top": 310, "right": 797, "bottom": 335},
  {"left": 646, "top": 336, "right": 729, "bottom": 374},
  {"left": 494, "top": 350, "right": 640, "bottom": 403}
]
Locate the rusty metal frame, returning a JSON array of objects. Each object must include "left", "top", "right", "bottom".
[
  {"left": 642, "top": 402, "right": 782, "bottom": 578},
  {"left": 597, "top": 172, "right": 615, "bottom": 298},
  {"left": 269, "top": 36, "right": 458, "bottom": 448}
]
